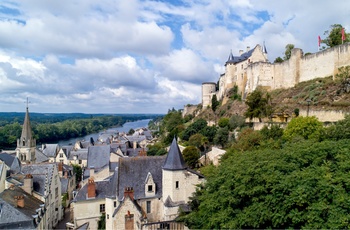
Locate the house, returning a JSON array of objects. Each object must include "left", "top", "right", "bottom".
[
  {"left": 108, "top": 138, "right": 204, "bottom": 229},
  {"left": 0, "top": 185, "right": 47, "bottom": 229},
  {"left": 56, "top": 145, "right": 74, "bottom": 165},
  {"left": 83, "top": 145, "right": 111, "bottom": 182},
  {"left": 72, "top": 177, "right": 112, "bottom": 229},
  {"left": 0, "top": 153, "right": 21, "bottom": 176},
  {"left": 17, "top": 163, "right": 63, "bottom": 229},
  {"left": 0, "top": 162, "right": 7, "bottom": 193},
  {"left": 41, "top": 144, "right": 59, "bottom": 162}
]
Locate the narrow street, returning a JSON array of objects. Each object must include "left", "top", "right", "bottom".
[{"left": 55, "top": 207, "right": 71, "bottom": 230}]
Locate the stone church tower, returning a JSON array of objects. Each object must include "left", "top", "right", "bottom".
[{"left": 16, "top": 101, "right": 36, "bottom": 163}]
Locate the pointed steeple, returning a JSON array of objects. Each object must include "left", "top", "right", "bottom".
[
  {"left": 163, "top": 138, "right": 187, "bottom": 171},
  {"left": 262, "top": 41, "right": 268, "bottom": 54},
  {"left": 16, "top": 98, "right": 36, "bottom": 163},
  {"left": 20, "top": 105, "right": 34, "bottom": 147}
]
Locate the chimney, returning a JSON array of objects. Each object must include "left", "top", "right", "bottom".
[
  {"left": 58, "top": 162, "right": 63, "bottom": 177},
  {"left": 133, "top": 141, "right": 137, "bottom": 149},
  {"left": 239, "top": 50, "right": 243, "bottom": 55},
  {"left": 23, "top": 174, "right": 33, "bottom": 195},
  {"left": 64, "top": 170, "right": 69, "bottom": 179},
  {"left": 247, "top": 46, "right": 250, "bottom": 52},
  {"left": 87, "top": 178, "right": 96, "bottom": 199},
  {"left": 138, "top": 149, "right": 147, "bottom": 157},
  {"left": 124, "top": 187, "right": 134, "bottom": 200},
  {"left": 89, "top": 166, "right": 95, "bottom": 178},
  {"left": 14, "top": 195, "right": 25, "bottom": 208}
]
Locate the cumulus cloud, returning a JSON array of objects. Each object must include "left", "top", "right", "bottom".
[{"left": 0, "top": 0, "right": 349, "bottom": 113}]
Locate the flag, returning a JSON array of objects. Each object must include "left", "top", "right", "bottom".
[
  {"left": 318, "top": 35, "right": 321, "bottom": 47},
  {"left": 341, "top": 28, "right": 346, "bottom": 41}
]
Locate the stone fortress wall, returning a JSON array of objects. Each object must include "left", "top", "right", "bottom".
[
  {"left": 245, "top": 43, "right": 350, "bottom": 96},
  {"left": 195, "top": 43, "right": 350, "bottom": 122}
]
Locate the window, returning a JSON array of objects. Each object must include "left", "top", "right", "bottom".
[
  {"left": 79, "top": 160, "right": 82, "bottom": 164},
  {"left": 55, "top": 187, "right": 58, "bottom": 198},
  {"left": 100, "top": 204, "right": 105, "bottom": 213},
  {"left": 146, "top": 201, "right": 151, "bottom": 213},
  {"left": 59, "top": 153, "right": 63, "bottom": 158},
  {"left": 114, "top": 201, "right": 117, "bottom": 207},
  {"left": 107, "top": 214, "right": 109, "bottom": 219},
  {"left": 175, "top": 181, "right": 179, "bottom": 189},
  {"left": 241, "top": 64, "right": 243, "bottom": 69},
  {"left": 147, "top": 185, "right": 153, "bottom": 192}
]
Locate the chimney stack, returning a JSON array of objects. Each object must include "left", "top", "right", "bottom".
[
  {"left": 133, "top": 141, "right": 137, "bottom": 149},
  {"left": 239, "top": 50, "right": 243, "bottom": 55},
  {"left": 14, "top": 195, "right": 25, "bottom": 208},
  {"left": 87, "top": 178, "right": 96, "bottom": 199},
  {"left": 89, "top": 166, "right": 95, "bottom": 178},
  {"left": 23, "top": 174, "right": 33, "bottom": 195},
  {"left": 247, "top": 46, "right": 250, "bottom": 52},
  {"left": 124, "top": 187, "right": 134, "bottom": 200},
  {"left": 58, "top": 162, "right": 63, "bottom": 177}
]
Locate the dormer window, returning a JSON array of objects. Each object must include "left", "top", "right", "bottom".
[{"left": 145, "top": 172, "right": 156, "bottom": 197}]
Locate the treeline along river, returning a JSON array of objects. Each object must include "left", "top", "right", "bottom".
[
  {"left": 58, "top": 119, "right": 151, "bottom": 146},
  {"left": 0, "top": 113, "right": 161, "bottom": 149}
]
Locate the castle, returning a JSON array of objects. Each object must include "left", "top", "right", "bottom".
[{"left": 202, "top": 42, "right": 350, "bottom": 108}]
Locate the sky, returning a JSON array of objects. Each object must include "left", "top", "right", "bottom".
[{"left": 0, "top": 0, "right": 348, "bottom": 114}]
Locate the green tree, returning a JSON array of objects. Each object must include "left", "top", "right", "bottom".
[
  {"left": 72, "top": 164, "right": 82, "bottom": 183},
  {"left": 283, "top": 44, "right": 295, "bottom": 60},
  {"left": 182, "top": 146, "right": 200, "bottom": 169},
  {"left": 214, "top": 127, "right": 229, "bottom": 148},
  {"left": 274, "top": 56, "right": 284, "bottom": 63},
  {"left": 218, "top": 117, "right": 229, "bottom": 128},
  {"left": 232, "top": 128, "right": 262, "bottom": 152},
  {"left": 322, "top": 24, "right": 348, "bottom": 48},
  {"left": 244, "top": 88, "right": 272, "bottom": 122},
  {"left": 283, "top": 116, "right": 324, "bottom": 141},
  {"left": 229, "top": 114, "right": 246, "bottom": 130},
  {"left": 211, "top": 94, "right": 220, "bottom": 112},
  {"left": 180, "top": 139, "right": 350, "bottom": 229},
  {"left": 325, "top": 114, "right": 350, "bottom": 140}
]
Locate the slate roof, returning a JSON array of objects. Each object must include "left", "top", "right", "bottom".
[
  {"left": 21, "top": 163, "right": 55, "bottom": 196},
  {"left": 42, "top": 144, "right": 59, "bottom": 158},
  {"left": 87, "top": 145, "right": 110, "bottom": 169},
  {"left": 73, "top": 179, "right": 111, "bottom": 202},
  {"left": 162, "top": 138, "right": 187, "bottom": 171},
  {"left": 0, "top": 186, "right": 44, "bottom": 229},
  {"left": 0, "top": 153, "right": 15, "bottom": 167},
  {"left": 68, "top": 149, "right": 88, "bottom": 160},
  {"left": 0, "top": 153, "right": 21, "bottom": 174},
  {"left": 83, "top": 145, "right": 111, "bottom": 179},
  {"left": 117, "top": 156, "right": 166, "bottom": 200},
  {"left": 225, "top": 46, "right": 256, "bottom": 65},
  {"left": 61, "top": 178, "right": 69, "bottom": 194},
  {"left": 110, "top": 143, "right": 127, "bottom": 155},
  {"left": 35, "top": 149, "right": 49, "bottom": 163},
  {"left": 61, "top": 145, "right": 74, "bottom": 158}
]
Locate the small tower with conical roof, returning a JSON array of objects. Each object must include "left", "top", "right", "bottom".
[
  {"left": 16, "top": 98, "right": 36, "bottom": 163},
  {"left": 162, "top": 137, "right": 187, "bottom": 203}
]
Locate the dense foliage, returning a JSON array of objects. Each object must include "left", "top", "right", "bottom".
[
  {"left": 181, "top": 139, "right": 350, "bottom": 229},
  {"left": 244, "top": 88, "right": 272, "bottom": 122},
  {"left": 179, "top": 115, "right": 350, "bottom": 229}
]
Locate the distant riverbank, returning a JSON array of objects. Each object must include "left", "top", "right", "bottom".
[{"left": 58, "top": 119, "right": 151, "bottom": 146}]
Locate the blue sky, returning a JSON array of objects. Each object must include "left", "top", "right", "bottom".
[{"left": 0, "top": 0, "right": 348, "bottom": 113}]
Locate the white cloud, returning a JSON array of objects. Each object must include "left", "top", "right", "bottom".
[{"left": 0, "top": 0, "right": 349, "bottom": 113}]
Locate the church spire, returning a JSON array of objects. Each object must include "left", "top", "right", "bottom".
[
  {"left": 16, "top": 98, "right": 36, "bottom": 163},
  {"left": 20, "top": 98, "right": 34, "bottom": 146}
]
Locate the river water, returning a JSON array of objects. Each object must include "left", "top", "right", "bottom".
[{"left": 57, "top": 119, "right": 151, "bottom": 146}]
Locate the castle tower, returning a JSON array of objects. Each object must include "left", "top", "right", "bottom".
[
  {"left": 201, "top": 82, "right": 216, "bottom": 108},
  {"left": 16, "top": 99, "right": 36, "bottom": 163},
  {"left": 162, "top": 138, "right": 187, "bottom": 203}
]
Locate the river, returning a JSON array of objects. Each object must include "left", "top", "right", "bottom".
[{"left": 57, "top": 119, "right": 151, "bottom": 146}]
